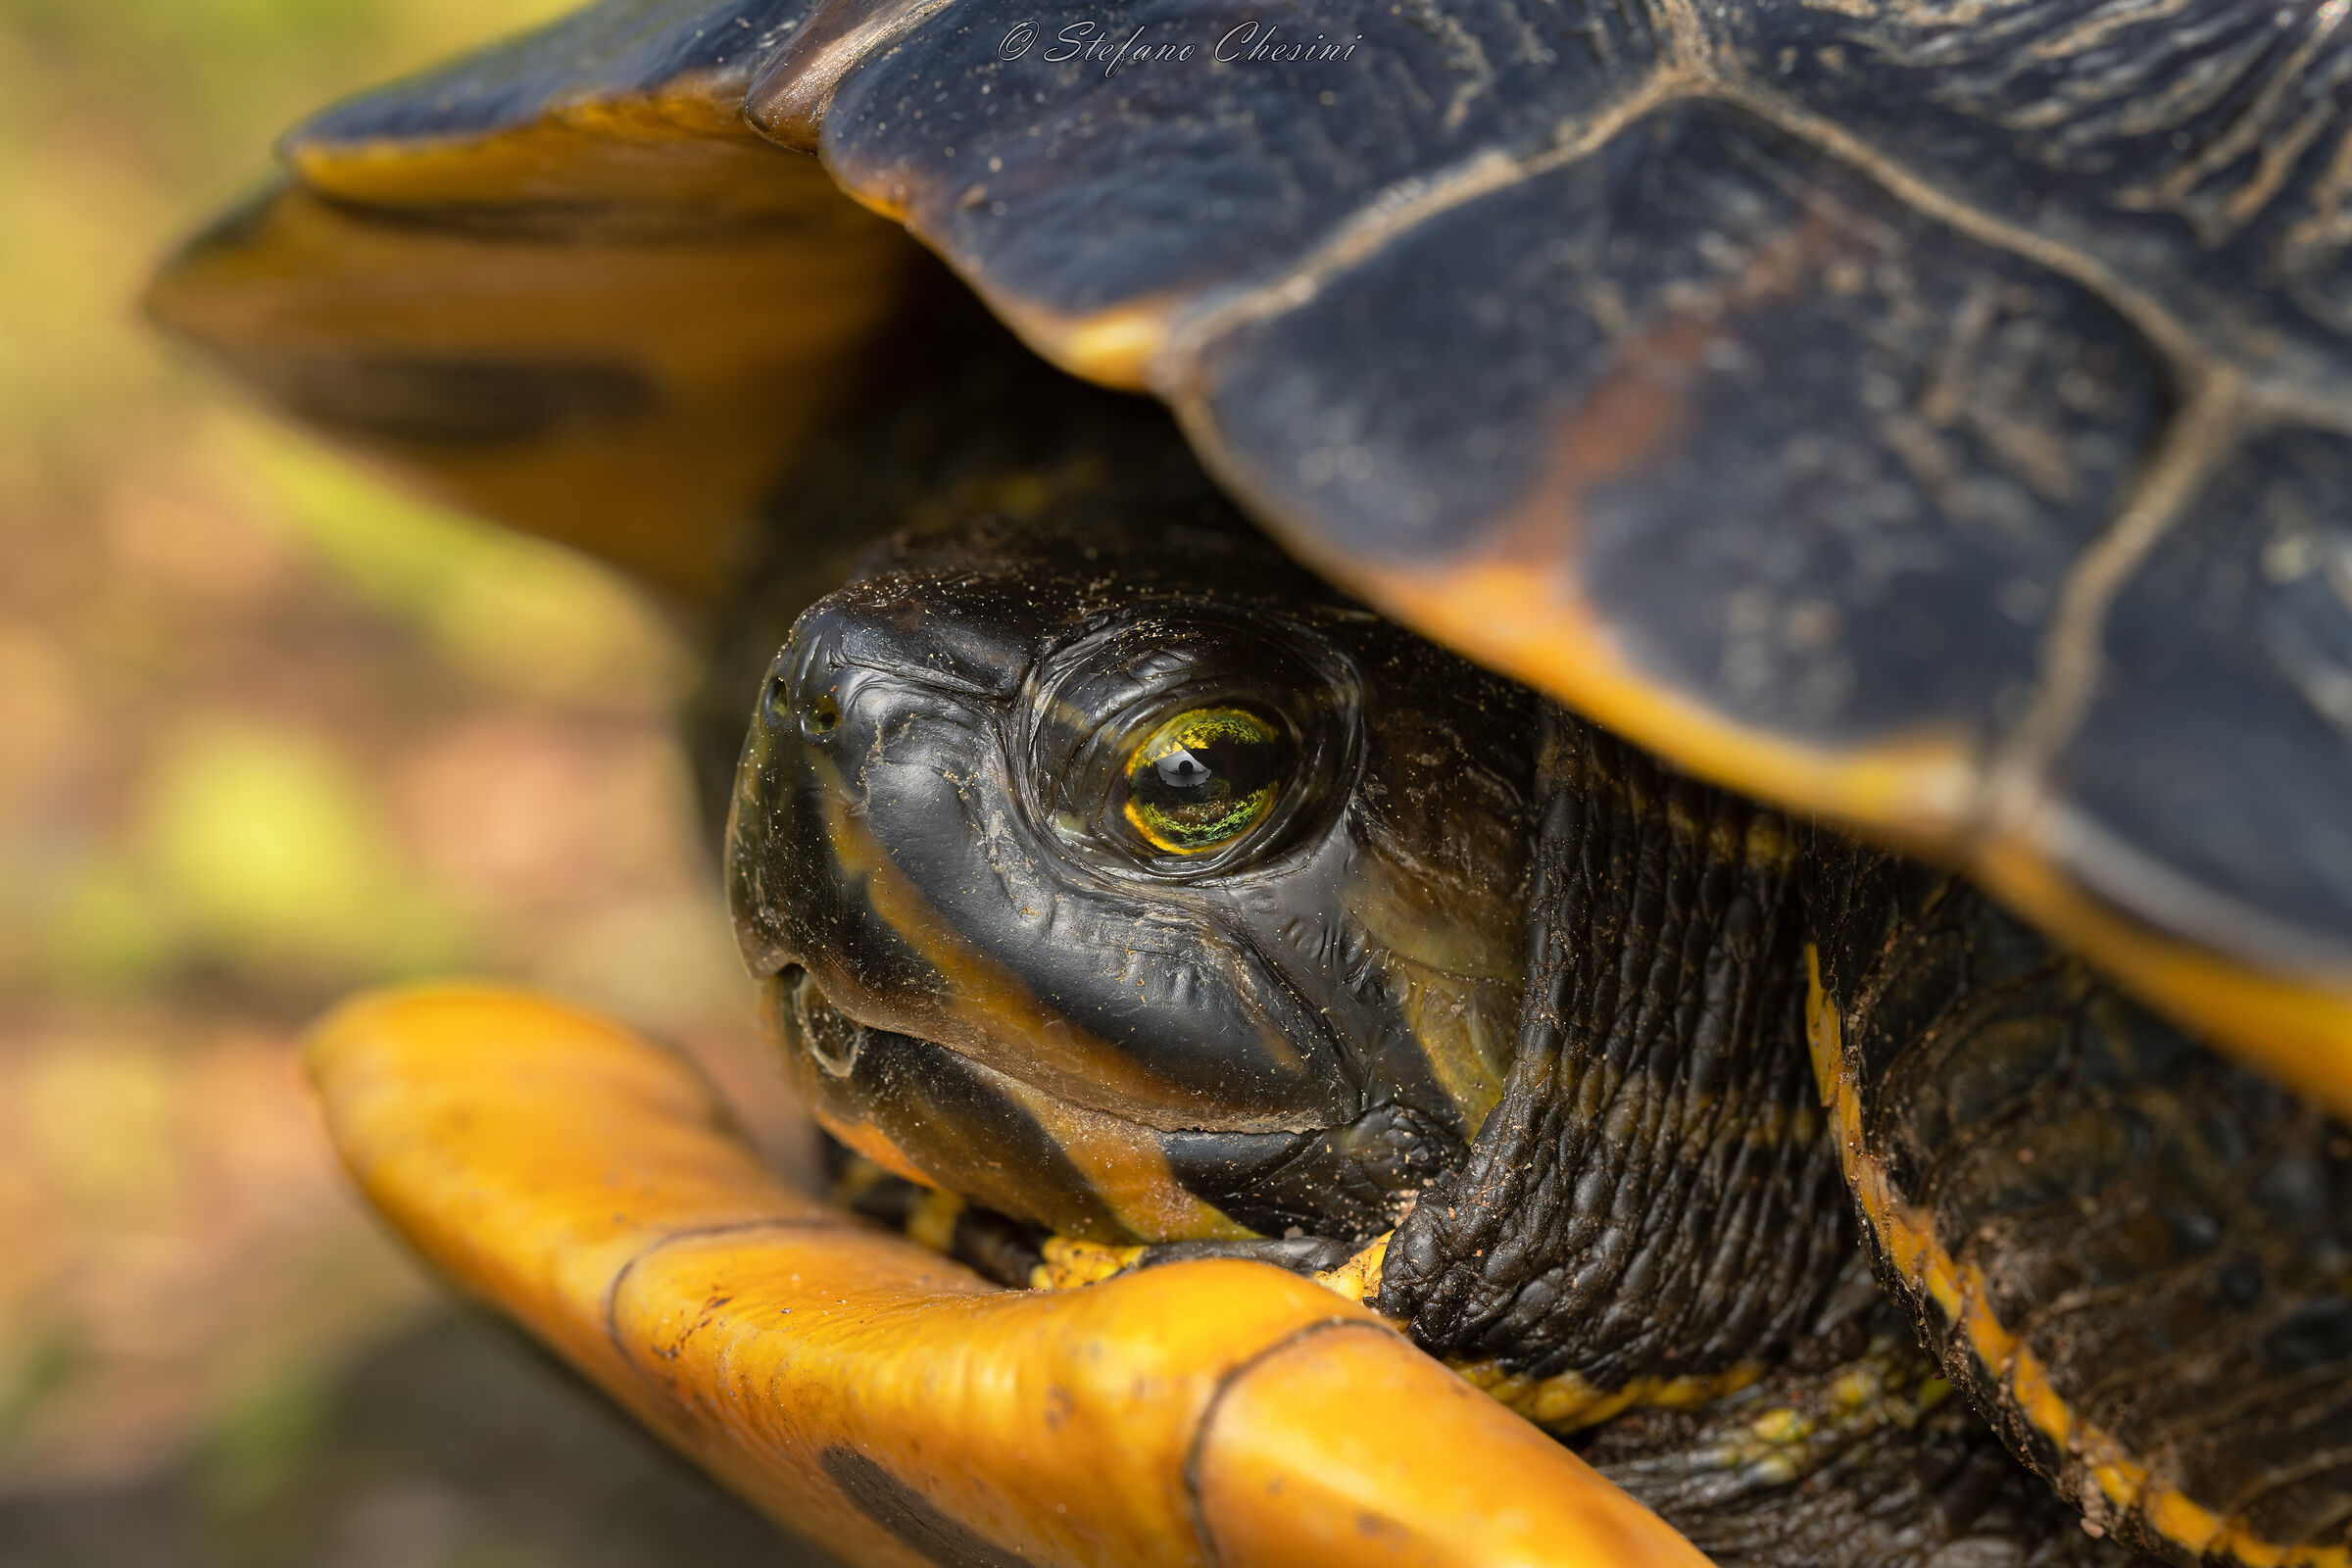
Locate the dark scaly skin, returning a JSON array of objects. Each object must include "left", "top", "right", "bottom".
[
  {"left": 1809, "top": 844, "right": 2352, "bottom": 1564},
  {"left": 1379, "top": 711, "right": 1849, "bottom": 1400}
]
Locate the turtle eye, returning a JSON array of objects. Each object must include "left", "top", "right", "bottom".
[{"left": 1118, "top": 705, "right": 1288, "bottom": 855}]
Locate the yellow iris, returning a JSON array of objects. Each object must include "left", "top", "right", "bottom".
[{"left": 1120, "top": 706, "right": 1283, "bottom": 855}]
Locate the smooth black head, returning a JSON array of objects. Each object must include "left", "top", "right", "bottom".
[{"left": 728, "top": 516, "right": 1537, "bottom": 1244}]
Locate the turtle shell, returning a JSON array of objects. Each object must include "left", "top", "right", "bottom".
[{"left": 149, "top": 0, "right": 2352, "bottom": 1113}]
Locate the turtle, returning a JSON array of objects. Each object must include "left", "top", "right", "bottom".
[{"left": 146, "top": 1, "right": 2352, "bottom": 1564}]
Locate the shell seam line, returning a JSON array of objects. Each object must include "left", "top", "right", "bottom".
[
  {"left": 599, "top": 1215, "right": 862, "bottom": 1373},
  {"left": 1978, "top": 368, "right": 2247, "bottom": 841},
  {"left": 1156, "top": 73, "right": 2212, "bottom": 415},
  {"left": 1706, "top": 78, "right": 2211, "bottom": 374},
  {"left": 743, "top": 0, "right": 969, "bottom": 150},
  {"left": 1154, "top": 71, "right": 1701, "bottom": 387},
  {"left": 1649, "top": 0, "right": 1715, "bottom": 74},
  {"left": 1181, "top": 1315, "right": 1385, "bottom": 1568}
]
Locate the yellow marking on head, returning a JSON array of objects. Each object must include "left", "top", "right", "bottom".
[
  {"left": 1345, "top": 830, "right": 1526, "bottom": 1139},
  {"left": 810, "top": 1107, "right": 934, "bottom": 1188},
  {"left": 811, "top": 756, "right": 1206, "bottom": 1115},
  {"left": 998, "top": 1079, "right": 1255, "bottom": 1244}
]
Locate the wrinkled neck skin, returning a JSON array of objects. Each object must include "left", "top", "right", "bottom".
[
  {"left": 727, "top": 515, "right": 1537, "bottom": 1247},
  {"left": 1379, "top": 715, "right": 1851, "bottom": 1398}
]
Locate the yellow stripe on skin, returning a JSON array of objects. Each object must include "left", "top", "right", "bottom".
[
  {"left": 812, "top": 753, "right": 1236, "bottom": 1118},
  {"left": 1304, "top": 1230, "right": 1760, "bottom": 1435},
  {"left": 1455, "top": 1359, "right": 1766, "bottom": 1435},
  {"left": 1804, "top": 948, "right": 2350, "bottom": 1568},
  {"left": 993, "top": 1076, "right": 1257, "bottom": 1243},
  {"left": 311, "top": 984, "right": 1713, "bottom": 1568}
]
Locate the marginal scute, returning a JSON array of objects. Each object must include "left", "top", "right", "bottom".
[
  {"left": 148, "top": 0, "right": 924, "bottom": 601},
  {"left": 2049, "top": 424, "right": 2352, "bottom": 974},
  {"left": 296, "top": 0, "right": 813, "bottom": 147},
  {"left": 816, "top": 0, "right": 1671, "bottom": 330}
]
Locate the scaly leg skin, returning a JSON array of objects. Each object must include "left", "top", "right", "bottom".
[
  {"left": 1582, "top": 1260, "right": 2140, "bottom": 1568},
  {"left": 1807, "top": 841, "right": 2352, "bottom": 1568}
]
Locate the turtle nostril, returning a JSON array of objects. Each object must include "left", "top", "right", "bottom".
[
  {"left": 801, "top": 691, "right": 841, "bottom": 739},
  {"left": 760, "top": 673, "right": 792, "bottom": 728}
]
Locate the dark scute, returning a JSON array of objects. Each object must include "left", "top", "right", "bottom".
[
  {"left": 233, "top": 353, "right": 659, "bottom": 446},
  {"left": 1195, "top": 99, "right": 2168, "bottom": 746},
  {"left": 295, "top": 0, "right": 813, "bottom": 148},
  {"left": 2054, "top": 424, "right": 2352, "bottom": 968},
  {"left": 823, "top": 0, "right": 1664, "bottom": 314},
  {"left": 819, "top": 1446, "right": 1032, "bottom": 1568},
  {"left": 1727, "top": 0, "right": 2352, "bottom": 399}
]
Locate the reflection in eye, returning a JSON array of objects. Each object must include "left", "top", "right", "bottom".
[{"left": 1121, "top": 705, "right": 1285, "bottom": 854}]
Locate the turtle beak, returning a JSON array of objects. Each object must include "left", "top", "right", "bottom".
[{"left": 307, "top": 986, "right": 1720, "bottom": 1568}]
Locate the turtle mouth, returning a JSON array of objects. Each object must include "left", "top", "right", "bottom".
[
  {"left": 764, "top": 962, "right": 1329, "bottom": 1139},
  {"left": 772, "top": 964, "right": 869, "bottom": 1079},
  {"left": 759, "top": 963, "right": 1455, "bottom": 1247}
]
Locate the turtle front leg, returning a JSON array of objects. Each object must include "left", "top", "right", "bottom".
[{"left": 1807, "top": 842, "right": 2352, "bottom": 1568}]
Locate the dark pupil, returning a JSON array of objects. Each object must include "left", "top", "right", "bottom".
[
  {"left": 1156, "top": 749, "right": 1214, "bottom": 790},
  {"left": 1134, "top": 732, "right": 1276, "bottom": 834}
]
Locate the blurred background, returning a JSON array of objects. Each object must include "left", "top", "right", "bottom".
[{"left": 0, "top": 1, "right": 829, "bottom": 1561}]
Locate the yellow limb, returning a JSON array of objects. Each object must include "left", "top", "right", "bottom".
[{"left": 310, "top": 985, "right": 1717, "bottom": 1568}]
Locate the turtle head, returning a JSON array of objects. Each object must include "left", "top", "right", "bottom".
[{"left": 727, "top": 518, "right": 1537, "bottom": 1245}]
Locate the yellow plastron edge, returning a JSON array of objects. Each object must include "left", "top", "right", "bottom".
[{"left": 309, "top": 984, "right": 1715, "bottom": 1568}]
